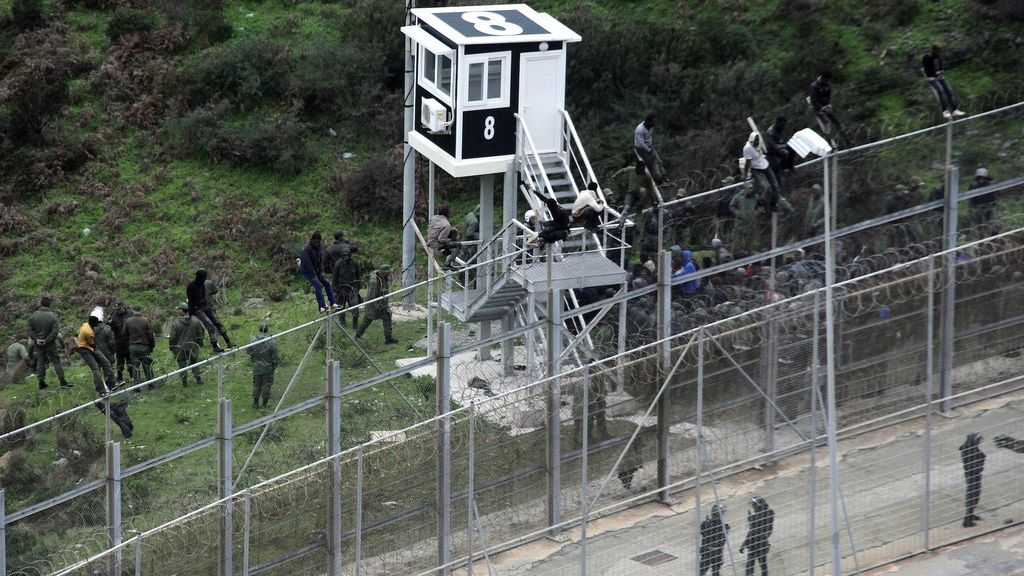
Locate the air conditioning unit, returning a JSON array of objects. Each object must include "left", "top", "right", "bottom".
[{"left": 421, "top": 98, "right": 448, "bottom": 133}]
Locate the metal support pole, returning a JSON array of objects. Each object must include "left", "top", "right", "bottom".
[
  {"left": 106, "top": 442, "right": 122, "bottom": 576},
  {"left": 940, "top": 166, "right": 959, "bottom": 411},
  {"left": 763, "top": 213, "right": 779, "bottom": 455},
  {"left": 356, "top": 447, "right": 364, "bottom": 576},
  {"left": 326, "top": 360, "right": 343, "bottom": 576},
  {"left": 526, "top": 292, "right": 538, "bottom": 375},
  {"left": 479, "top": 175, "right": 495, "bottom": 360},
  {"left": 808, "top": 292, "right": 820, "bottom": 576},
  {"left": 0, "top": 490, "right": 5, "bottom": 576},
  {"left": 501, "top": 313, "right": 515, "bottom": 376},
  {"left": 617, "top": 223, "right": 628, "bottom": 393},
  {"left": 656, "top": 250, "right": 672, "bottom": 502},
  {"left": 134, "top": 536, "right": 142, "bottom": 575},
  {"left": 924, "top": 258, "right": 936, "bottom": 550},
  {"left": 401, "top": 0, "right": 418, "bottom": 309},
  {"left": 217, "top": 358, "right": 225, "bottom": 402},
  {"left": 546, "top": 288, "right": 563, "bottom": 535},
  {"left": 217, "top": 399, "right": 233, "bottom": 576},
  {"left": 580, "top": 364, "right": 590, "bottom": 576},
  {"left": 467, "top": 403, "right": 476, "bottom": 576},
  {"left": 694, "top": 328, "right": 704, "bottom": 576},
  {"left": 243, "top": 489, "right": 251, "bottom": 576},
  {"left": 503, "top": 160, "right": 518, "bottom": 253},
  {"left": 436, "top": 322, "right": 453, "bottom": 575},
  {"left": 823, "top": 155, "right": 842, "bottom": 576}
]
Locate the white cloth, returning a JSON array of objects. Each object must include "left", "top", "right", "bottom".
[{"left": 743, "top": 141, "right": 769, "bottom": 171}]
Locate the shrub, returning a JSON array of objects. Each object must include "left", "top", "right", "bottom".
[
  {"left": 168, "top": 106, "right": 313, "bottom": 173},
  {"left": 106, "top": 8, "right": 159, "bottom": 42},
  {"left": 291, "top": 42, "right": 384, "bottom": 121},
  {"left": 188, "top": 6, "right": 233, "bottom": 45},
  {"left": 10, "top": 0, "right": 44, "bottom": 31},
  {"left": 0, "top": 60, "right": 71, "bottom": 145},
  {"left": 187, "top": 37, "right": 288, "bottom": 110},
  {"left": 326, "top": 146, "right": 404, "bottom": 221}
]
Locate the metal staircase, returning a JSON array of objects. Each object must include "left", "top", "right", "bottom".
[{"left": 434, "top": 110, "right": 629, "bottom": 369}]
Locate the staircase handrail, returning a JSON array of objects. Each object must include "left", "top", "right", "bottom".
[
  {"left": 559, "top": 109, "right": 598, "bottom": 190},
  {"left": 514, "top": 113, "right": 557, "bottom": 218}
]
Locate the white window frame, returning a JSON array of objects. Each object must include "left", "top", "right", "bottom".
[
  {"left": 419, "top": 44, "right": 455, "bottom": 105},
  {"left": 460, "top": 52, "right": 511, "bottom": 111}
]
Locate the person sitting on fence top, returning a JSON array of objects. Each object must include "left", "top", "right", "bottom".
[
  {"left": 610, "top": 160, "right": 661, "bottom": 214},
  {"left": 634, "top": 113, "right": 666, "bottom": 184},
  {"left": 765, "top": 115, "right": 796, "bottom": 177},
  {"left": 572, "top": 182, "right": 605, "bottom": 234},
  {"left": 743, "top": 131, "right": 780, "bottom": 213},
  {"left": 922, "top": 43, "right": 965, "bottom": 119},
  {"left": 526, "top": 186, "right": 572, "bottom": 249},
  {"left": 809, "top": 70, "right": 850, "bottom": 147},
  {"left": 426, "top": 205, "right": 462, "bottom": 271}
]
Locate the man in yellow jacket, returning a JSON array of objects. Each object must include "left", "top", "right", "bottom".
[{"left": 76, "top": 310, "right": 117, "bottom": 394}]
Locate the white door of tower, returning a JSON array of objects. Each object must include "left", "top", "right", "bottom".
[{"left": 519, "top": 52, "right": 564, "bottom": 154}]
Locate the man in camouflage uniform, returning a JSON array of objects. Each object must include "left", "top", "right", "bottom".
[
  {"left": 94, "top": 310, "right": 117, "bottom": 370},
  {"left": 27, "top": 296, "right": 71, "bottom": 390},
  {"left": 355, "top": 265, "right": 398, "bottom": 344},
  {"left": 331, "top": 245, "right": 362, "bottom": 328},
  {"left": 124, "top": 305, "right": 156, "bottom": 387},
  {"left": 169, "top": 302, "right": 204, "bottom": 387},
  {"left": 246, "top": 323, "right": 280, "bottom": 409},
  {"left": 108, "top": 300, "right": 132, "bottom": 384},
  {"left": 2, "top": 332, "right": 30, "bottom": 387}
]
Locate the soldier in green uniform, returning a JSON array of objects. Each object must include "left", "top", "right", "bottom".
[
  {"left": 355, "top": 265, "right": 398, "bottom": 344},
  {"left": 331, "top": 245, "right": 362, "bottom": 328},
  {"left": 124, "top": 305, "right": 156, "bottom": 387},
  {"left": 94, "top": 309, "right": 117, "bottom": 370},
  {"left": 27, "top": 296, "right": 71, "bottom": 390},
  {"left": 2, "top": 332, "right": 30, "bottom": 387},
  {"left": 169, "top": 302, "right": 204, "bottom": 387},
  {"left": 246, "top": 323, "right": 280, "bottom": 409}
]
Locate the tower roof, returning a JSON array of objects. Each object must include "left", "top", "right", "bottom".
[{"left": 410, "top": 4, "right": 581, "bottom": 46}]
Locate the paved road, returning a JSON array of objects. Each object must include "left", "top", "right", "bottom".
[{"left": 472, "top": 390, "right": 1024, "bottom": 576}]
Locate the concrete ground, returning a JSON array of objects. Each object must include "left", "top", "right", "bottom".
[{"left": 462, "top": 388, "right": 1024, "bottom": 576}]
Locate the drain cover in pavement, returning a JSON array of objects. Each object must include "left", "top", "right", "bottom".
[{"left": 631, "top": 549, "right": 677, "bottom": 566}]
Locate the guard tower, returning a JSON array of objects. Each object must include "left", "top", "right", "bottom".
[
  {"left": 402, "top": 4, "right": 629, "bottom": 377},
  {"left": 403, "top": 4, "right": 581, "bottom": 177}
]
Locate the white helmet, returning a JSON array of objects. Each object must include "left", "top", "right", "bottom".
[
  {"left": 524, "top": 210, "right": 537, "bottom": 222},
  {"left": 90, "top": 306, "right": 104, "bottom": 322},
  {"left": 975, "top": 168, "right": 990, "bottom": 179}
]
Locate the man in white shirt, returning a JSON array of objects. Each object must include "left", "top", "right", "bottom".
[
  {"left": 743, "top": 132, "right": 779, "bottom": 212},
  {"left": 634, "top": 114, "right": 666, "bottom": 184}
]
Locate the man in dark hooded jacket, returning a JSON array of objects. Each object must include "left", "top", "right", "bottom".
[
  {"left": 960, "top": 432, "right": 985, "bottom": 527},
  {"left": 741, "top": 496, "right": 774, "bottom": 576},
  {"left": 299, "top": 232, "right": 338, "bottom": 313},
  {"left": 700, "top": 503, "right": 730, "bottom": 576},
  {"left": 187, "top": 268, "right": 233, "bottom": 353},
  {"left": 526, "top": 187, "right": 572, "bottom": 249},
  {"left": 108, "top": 300, "right": 132, "bottom": 383}
]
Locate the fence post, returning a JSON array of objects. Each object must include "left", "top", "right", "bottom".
[
  {"left": 243, "top": 489, "right": 251, "bottom": 576},
  {"left": 326, "top": 360, "right": 343, "bottom": 576},
  {"left": 106, "top": 441, "right": 122, "bottom": 576},
  {"left": 217, "top": 399, "right": 233, "bottom": 576},
  {"left": 437, "top": 322, "right": 452, "bottom": 574},
  {"left": 656, "top": 250, "right": 673, "bottom": 502},
  {"left": 924, "top": 257, "right": 937, "bottom": 551},
  {"left": 940, "top": 166, "right": 959, "bottom": 412},
  {"left": 1, "top": 490, "right": 6, "bottom": 576},
  {"left": 694, "top": 327, "right": 704, "bottom": 576},
  {"left": 467, "top": 402, "right": 476, "bottom": 576},
  {"left": 808, "top": 292, "right": 820, "bottom": 576},
  {"left": 479, "top": 175, "right": 495, "bottom": 361},
  {"left": 546, "top": 288, "right": 562, "bottom": 535},
  {"left": 763, "top": 213, "right": 779, "bottom": 455},
  {"left": 580, "top": 363, "right": 590, "bottom": 576},
  {"left": 356, "top": 447, "right": 364, "bottom": 576},
  {"left": 502, "top": 313, "right": 515, "bottom": 376}
]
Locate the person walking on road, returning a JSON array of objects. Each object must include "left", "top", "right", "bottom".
[
  {"left": 27, "top": 296, "right": 71, "bottom": 390},
  {"left": 187, "top": 268, "right": 233, "bottom": 353},
  {"left": 740, "top": 496, "right": 775, "bottom": 576},
  {"left": 246, "top": 323, "right": 279, "bottom": 409},
  {"left": 355, "top": 265, "right": 398, "bottom": 344},
  {"left": 124, "top": 305, "right": 156, "bottom": 387},
  {"left": 960, "top": 432, "right": 986, "bottom": 527},
  {"left": 169, "top": 302, "right": 204, "bottom": 387},
  {"left": 699, "top": 503, "right": 730, "bottom": 576}
]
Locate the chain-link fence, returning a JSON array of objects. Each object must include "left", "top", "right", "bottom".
[{"left": 6, "top": 103, "right": 1024, "bottom": 575}]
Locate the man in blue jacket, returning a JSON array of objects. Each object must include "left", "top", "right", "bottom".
[
  {"left": 673, "top": 250, "right": 700, "bottom": 296},
  {"left": 299, "top": 232, "right": 338, "bottom": 313}
]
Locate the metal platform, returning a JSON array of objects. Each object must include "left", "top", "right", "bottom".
[{"left": 510, "top": 252, "right": 627, "bottom": 293}]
